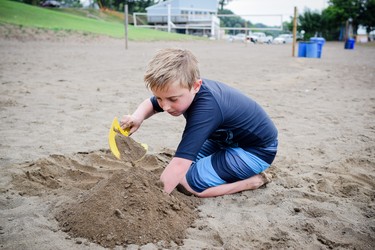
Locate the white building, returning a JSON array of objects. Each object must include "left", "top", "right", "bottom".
[{"left": 144, "top": 0, "right": 220, "bottom": 38}]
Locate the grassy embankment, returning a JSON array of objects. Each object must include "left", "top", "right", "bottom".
[{"left": 0, "top": 0, "right": 202, "bottom": 41}]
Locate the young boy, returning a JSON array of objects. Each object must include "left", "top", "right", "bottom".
[{"left": 120, "top": 48, "right": 278, "bottom": 198}]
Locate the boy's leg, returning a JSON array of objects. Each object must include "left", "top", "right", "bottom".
[
  {"left": 195, "top": 172, "right": 272, "bottom": 198},
  {"left": 179, "top": 172, "right": 271, "bottom": 198},
  {"left": 182, "top": 147, "right": 274, "bottom": 197}
]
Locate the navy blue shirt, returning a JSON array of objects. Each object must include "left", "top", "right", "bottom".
[{"left": 150, "top": 79, "right": 278, "bottom": 162}]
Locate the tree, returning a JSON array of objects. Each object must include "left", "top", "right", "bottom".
[
  {"left": 298, "top": 9, "right": 323, "bottom": 39},
  {"left": 98, "top": 0, "right": 156, "bottom": 13},
  {"left": 321, "top": 6, "right": 343, "bottom": 40},
  {"left": 327, "top": 0, "right": 375, "bottom": 35},
  {"left": 358, "top": 0, "right": 375, "bottom": 33},
  {"left": 218, "top": 0, "right": 233, "bottom": 11},
  {"left": 283, "top": 19, "right": 293, "bottom": 33},
  {"left": 218, "top": 9, "right": 252, "bottom": 35},
  {"left": 15, "top": 0, "right": 81, "bottom": 6}
]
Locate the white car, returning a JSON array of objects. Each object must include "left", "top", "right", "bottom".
[
  {"left": 273, "top": 34, "right": 293, "bottom": 44},
  {"left": 228, "top": 33, "right": 248, "bottom": 43},
  {"left": 249, "top": 32, "right": 273, "bottom": 44}
]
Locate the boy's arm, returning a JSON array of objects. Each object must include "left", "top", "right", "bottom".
[
  {"left": 121, "top": 98, "right": 156, "bottom": 134},
  {"left": 160, "top": 157, "right": 192, "bottom": 194},
  {"left": 132, "top": 98, "right": 156, "bottom": 120}
]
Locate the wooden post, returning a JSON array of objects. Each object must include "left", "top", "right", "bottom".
[
  {"left": 124, "top": 4, "right": 128, "bottom": 50},
  {"left": 167, "top": 3, "right": 171, "bottom": 33},
  {"left": 292, "top": 7, "right": 298, "bottom": 57}
]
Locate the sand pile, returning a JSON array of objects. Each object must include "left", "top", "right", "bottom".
[
  {"left": 56, "top": 168, "right": 197, "bottom": 248},
  {"left": 11, "top": 137, "right": 200, "bottom": 248}
]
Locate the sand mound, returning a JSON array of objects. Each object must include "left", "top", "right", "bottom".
[
  {"left": 56, "top": 168, "right": 197, "bottom": 248},
  {"left": 11, "top": 147, "right": 200, "bottom": 248}
]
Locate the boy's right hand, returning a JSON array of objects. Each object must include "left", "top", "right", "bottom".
[
  {"left": 120, "top": 98, "right": 155, "bottom": 136},
  {"left": 120, "top": 115, "right": 142, "bottom": 136}
]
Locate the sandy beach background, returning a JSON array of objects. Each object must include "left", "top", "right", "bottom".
[{"left": 1, "top": 27, "right": 374, "bottom": 249}]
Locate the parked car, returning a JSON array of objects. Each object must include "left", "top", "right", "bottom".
[
  {"left": 273, "top": 34, "right": 294, "bottom": 44},
  {"left": 228, "top": 33, "right": 249, "bottom": 43},
  {"left": 274, "top": 33, "right": 304, "bottom": 44},
  {"left": 249, "top": 32, "right": 273, "bottom": 44}
]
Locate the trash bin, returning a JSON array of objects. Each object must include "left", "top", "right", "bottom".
[
  {"left": 298, "top": 42, "right": 307, "bottom": 57},
  {"left": 345, "top": 38, "right": 355, "bottom": 49},
  {"left": 306, "top": 42, "right": 319, "bottom": 58},
  {"left": 298, "top": 42, "right": 319, "bottom": 58},
  {"left": 310, "top": 37, "right": 325, "bottom": 58}
]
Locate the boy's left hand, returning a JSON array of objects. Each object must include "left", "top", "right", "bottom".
[{"left": 160, "top": 157, "right": 192, "bottom": 194}]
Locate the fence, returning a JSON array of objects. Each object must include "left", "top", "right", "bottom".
[{"left": 132, "top": 13, "right": 283, "bottom": 39}]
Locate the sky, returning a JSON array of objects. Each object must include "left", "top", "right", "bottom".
[{"left": 226, "top": 0, "right": 330, "bottom": 26}]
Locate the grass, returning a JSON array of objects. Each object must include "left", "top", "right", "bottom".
[{"left": 0, "top": 0, "right": 202, "bottom": 41}]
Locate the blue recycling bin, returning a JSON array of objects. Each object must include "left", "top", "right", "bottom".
[
  {"left": 298, "top": 42, "right": 307, "bottom": 57},
  {"left": 298, "top": 41, "right": 319, "bottom": 58},
  {"left": 310, "top": 37, "right": 325, "bottom": 58},
  {"left": 345, "top": 38, "right": 355, "bottom": 49},
  {"left": 306, "top": 42, "right": 319, "bottom": 58}
]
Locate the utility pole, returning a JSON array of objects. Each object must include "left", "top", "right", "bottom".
[
  {"left": 292, "top": 7, "right": 298, "bottom": 57},
  {"left": 124, "top": 4, "right": 128, "bottom": 50}
]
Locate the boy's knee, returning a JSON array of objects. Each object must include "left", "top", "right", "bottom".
[{"left": 176, "top": 183, "right": 194, "bottom": 196}]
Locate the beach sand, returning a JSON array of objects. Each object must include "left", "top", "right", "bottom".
[{"left": 1, "top": 27, "right": 374, "bottom": 249}]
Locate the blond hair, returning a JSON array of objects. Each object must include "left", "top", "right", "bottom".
[{"left": 144, "top": 48, "right": 200, "bottom": 91}]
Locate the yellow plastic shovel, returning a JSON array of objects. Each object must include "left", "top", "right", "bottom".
[
  {"left": 108, "top": 117, "right": 148, "bottom": 160},
  {"left": 108, "top": 117, "right": 129, "bottom": 159}
]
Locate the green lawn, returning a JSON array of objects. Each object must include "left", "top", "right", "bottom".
[{"left": 0, "top": 0, "right": 201, "bottom": 41}]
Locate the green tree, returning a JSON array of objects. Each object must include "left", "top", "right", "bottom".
[
  {"left": 321, "top": 5, "right": 343, "bottom": 40},
  {"left": 15, "top": 0, "right": 81, "bottom": 6},
  {"left": 218, "top": 9, "right": 252, "bottom": 35},
  {"left": 98, "top": 0, "right": 156, "bottom": 13},
  {"left": 358, "top": 0, "right": 375, "bottom": 34},
  {"left": 327, "top": 0, "right": 375, "bottom": 35},
  {"left": 282, "top": 19, "right": 293, "bottom": 33},
  {"left": 218, "top": 0, "right": 233, "bottom": 11},
  {"left": 298, "top": 9, "right": 323, "bottom": 39}
]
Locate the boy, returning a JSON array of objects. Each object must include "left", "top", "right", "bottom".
[{"left": 120, "top": 48, "right": 278, "bottom": 198}]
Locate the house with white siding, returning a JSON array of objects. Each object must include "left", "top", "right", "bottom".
[{"left": 144, "top": 0, "right": 219, "bottom": 38}]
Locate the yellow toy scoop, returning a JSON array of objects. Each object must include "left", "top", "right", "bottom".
[
  {"left": 108, "top": 117, "right": 129, "bottom": 159},
  {"left": 108, "top": 117, "right": 148, "bottom": 161}
]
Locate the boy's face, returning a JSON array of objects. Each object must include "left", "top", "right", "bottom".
[{"left": 152, "top": 80, "right": 202, "bottom": 116}]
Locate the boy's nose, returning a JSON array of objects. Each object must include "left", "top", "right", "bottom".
[
  {"left": 162, "top": 104, "right": 171, "bottom": 112},
  {"left": 161, "top": 100, "right": 171, "bottom": 111}
]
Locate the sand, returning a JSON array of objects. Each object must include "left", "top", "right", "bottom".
[
  {"left": 0, "top": 25, "right": 375, "bottom": 249},
  {"left": 115, "top": 134, "right": 147, "bottom": 162}
]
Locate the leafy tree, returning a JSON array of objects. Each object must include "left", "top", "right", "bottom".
[
  {"left": 218, "top": 8, "right": 252, "bottom": 35},
  {"left": 358, "top": 0, "right": 375, "bottom": 33},
  {"left": 327, "top": 0, "right": 375, "bottom": 35},
  {"left": 321, "top": 6, "right": 343, "bottom": 40},
  {"left": 15, "top": 0, "right": 81, "bottom": 6},
  {"left": 283, "top": 19, "right": 293, "bottom": 33},
  {"left": 298, "top": 9, "right": 323, "bottom": 39},
  {"left": 98, "top": 0, "right": 156, "bottom": 13},
  {"left": 218, "top": 0, "right": 233, "bottom": 11}
]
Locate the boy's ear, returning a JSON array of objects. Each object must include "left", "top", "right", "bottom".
[{"left": 192, "top": 79, "right": 202, "bottom": 93}]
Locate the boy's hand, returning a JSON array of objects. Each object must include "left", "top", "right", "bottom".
[
  {"left": 120, "top": 115, "right": 142, "bottom": 135},
  {"left": 160, "top": 157, "right": 192, "bottom": 194},
  {"left": 119, "top": 98, "right": 156, "bottom": 135}
]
